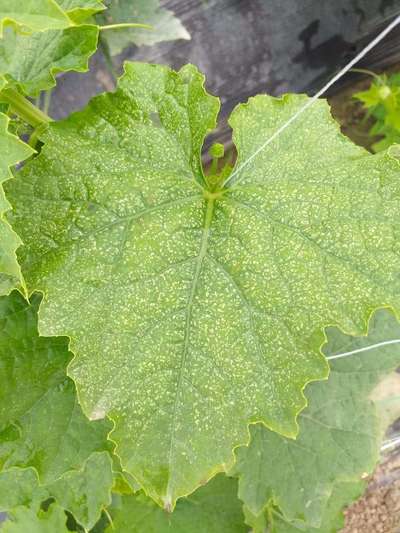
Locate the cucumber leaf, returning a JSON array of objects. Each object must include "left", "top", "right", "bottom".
[
  {"left": 0, "top": 468, "right": 46, "bottom": 512},
  {"left": 106, "top": 474, "right": 246, "bottom": 533},
  {"left": 0, "top": 113, "right": 33, "bottom": 295},
  {"left": 47, "top": 451, "right": 113, "bottom": 530},
  {"left": 269, "top": 482, "right": 364, "bottom": 533},
  {"left": 0, "top": 24, "right": 99, "bottom": 96},
  {"left": 2, "top": 501, "right": 69, "bottom": 532},
  {"left": 98, "top": 0, "right": 190, "bottom": 56},
  {"left": 7, "top": 62, "right": 400, "bottom": 508},
  {"left": 0, "top": 291, "right": 112, "bottom": 484},
  {"left": 57, "top": 0, "right": 105, "bottom": 24},
  {"left": 0, "top": 1, "right": 71, "bottom": 35},
  {"left": 232, "top": 308, "right": 400, "bottom": 527}
]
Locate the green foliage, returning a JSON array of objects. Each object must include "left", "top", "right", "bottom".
[
  {"left": 107, "top": 475, "right": 246, "bottom": 533},
  {"left": 232, "top": 308, "right": 400, "bottom": 528},
  {"left": 3, "top": 501, "right": 69, "bottom": 532},
  {"left": 354, "top": 72, "right": 400, "bottom": 151},
  {"left": 4, "top": 59, "right": 400, "bottom": 524},
  {"left": 0, "top": 9, "right": 399, "bottom": 531},
  {"left": 0, "top": 1, "right": 103, "bottom": 97},
  {"left": 98, "top": 0, "right": 190, "bottom": 56},
  {"left": 0, "top": 1, "right": 71, "bottom": 35},
  {"left": 0, "top": 113, "right": 33, "bottom": 295},
  {"left": 0, "top": 25, "right": 99, "bottom": 96}
]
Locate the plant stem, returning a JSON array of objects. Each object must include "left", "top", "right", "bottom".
[
  {"left": 99, "top": 22, "right": 152, "bottom": 31},
  {"left": 43, "top": 88, "right": 53, "bottom": 115},
  {"left": 0, "top": 88, "right": 51, "bottom": 128}
]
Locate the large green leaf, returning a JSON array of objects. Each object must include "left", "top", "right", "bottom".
[
  {"left": 6, "top": 62, "right": 400, "bottom": 507},
  {"left": 0, "top": 1, "right": 71, "bottom": 35},
  {"left": 232, "top": 308, "right": 400, "bottom": 527},
  {"left": 0, "top": 113, "right": 33, "bottom": 294},
  {"left": 0, "top": 24, "right": 99, "bottom": 96},
  {"left": 3, "top": 501, "right": 69, "bottom": 532},
  {"left": 106, "top": 474, "right": 247, "bottom": 533},
  {"left": 98, "top": 0, "right": 190, "bottom": 56},
  {"left": 0, "top": 291, "right": 112, "bottom": 483}
]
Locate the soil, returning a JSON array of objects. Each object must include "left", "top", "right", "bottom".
[{"left": 342, "top": 452, "right": 400, "bottom": 532}]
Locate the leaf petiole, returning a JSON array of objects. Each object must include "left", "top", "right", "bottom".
[
  {"left": 99, "top": 23, "right": 152, "bottom": 32},
  {"left": 0, "top": 88, "right": 52, "bottom": 128}
]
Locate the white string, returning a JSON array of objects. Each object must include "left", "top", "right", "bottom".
[
  {"left": 327, "top": 339, "right": 400, "bottom": 360},
  {"left": 381, "top": 434, "right": 400, "bottom": 452},
  {"left": 224, "top": 14, "right": 400, "bottom": 188}
]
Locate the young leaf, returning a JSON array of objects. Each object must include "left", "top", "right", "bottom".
[
  {"left": 6, "top": 62, "right": 400, "bottom": 508},
  {"left": 2, "top": 501, "right": 69, "bottom": 532},
  {"left": 98, "top": 0, "right": 190, "bottom": 56},
  {"left": 0, "top": 113, "right": 33, "bottom": 295},
  {"left": 0, "top": 291, "right": 112, "bottom": 484},
  {"left": 106, "top": 474, "right": 246, "bottom": 533},
  {"left": 232, "top": 309, "right": 400, "bottom": 527},
  {"left": 47, "top": 451, "right": 113, "bottom": 530},
  {"left": 0, "top": 0, "right": 71, "bottom": 35},
  {"left": 0, "top": 24, "right": 99, "bottom": 96}
]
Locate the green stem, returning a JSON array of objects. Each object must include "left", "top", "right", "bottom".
[
  {"left": 99, "top": 22, "right": 152, "bottom": 31},
  {"left": 43, "top": 88, "right": 53, "bottom": 115},
  {"left": 0, "top": 88, "right": 51, "bottom": 128}
]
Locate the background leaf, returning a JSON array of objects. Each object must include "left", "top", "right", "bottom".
[
  {"left": 269, "top": 482, "right": 364, "bottom": 533},
  {"left": 106, "top": 474, "right": 247, "bottom": 533},
  {"left": 57, "top": 0, "right": 105, "bottom": 24},
  {"left": 0, "top": 25, "right": 99, "bottom": 96},
  {"left": 0, "top": 113, "right": 33, "bottom": 294},
  {"left": 98, "top": 0, "right": 190, "bottom": 56},
  {"left": 232, "top": 308, "right": 400, "bottom": 527},
  {"left": 47, "top": 451, "right": 113, "bottom": 530},
  {"left": 2, "top": 501, "right": 69, "bottom": 532},
  {"left": 0, "top": 0, "right": 71, "bottom": 35},
  {"left": 0, "top": 291, "right": 112, "bottom": 485}
]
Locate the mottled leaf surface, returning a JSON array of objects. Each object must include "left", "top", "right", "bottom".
[
  {"left": 233, "top": 309, "right": 400, "bottom": 527},
  {"left": 0, "top": 291, "right": 112, "bottom": 483},
  {"left": 0, "top": 113, "right": 33, "bottom": 294},
  {"left": 7, "top": 62, "right": 400, "bottom": 507},
  {"left": 107, "top": 474, "right": 246, "bottom": 533},
  {"left": 0, "top": 25, "right": 99, "bottom": 96},
  {"left": 98, "top": 0, "right": 189, "bottom": 56},
  {"left": 3, "top": 501, "right": 69, "bottom": 532},
  {"left": 0, "top": 0, "right": 71, "bottom": 35}
]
